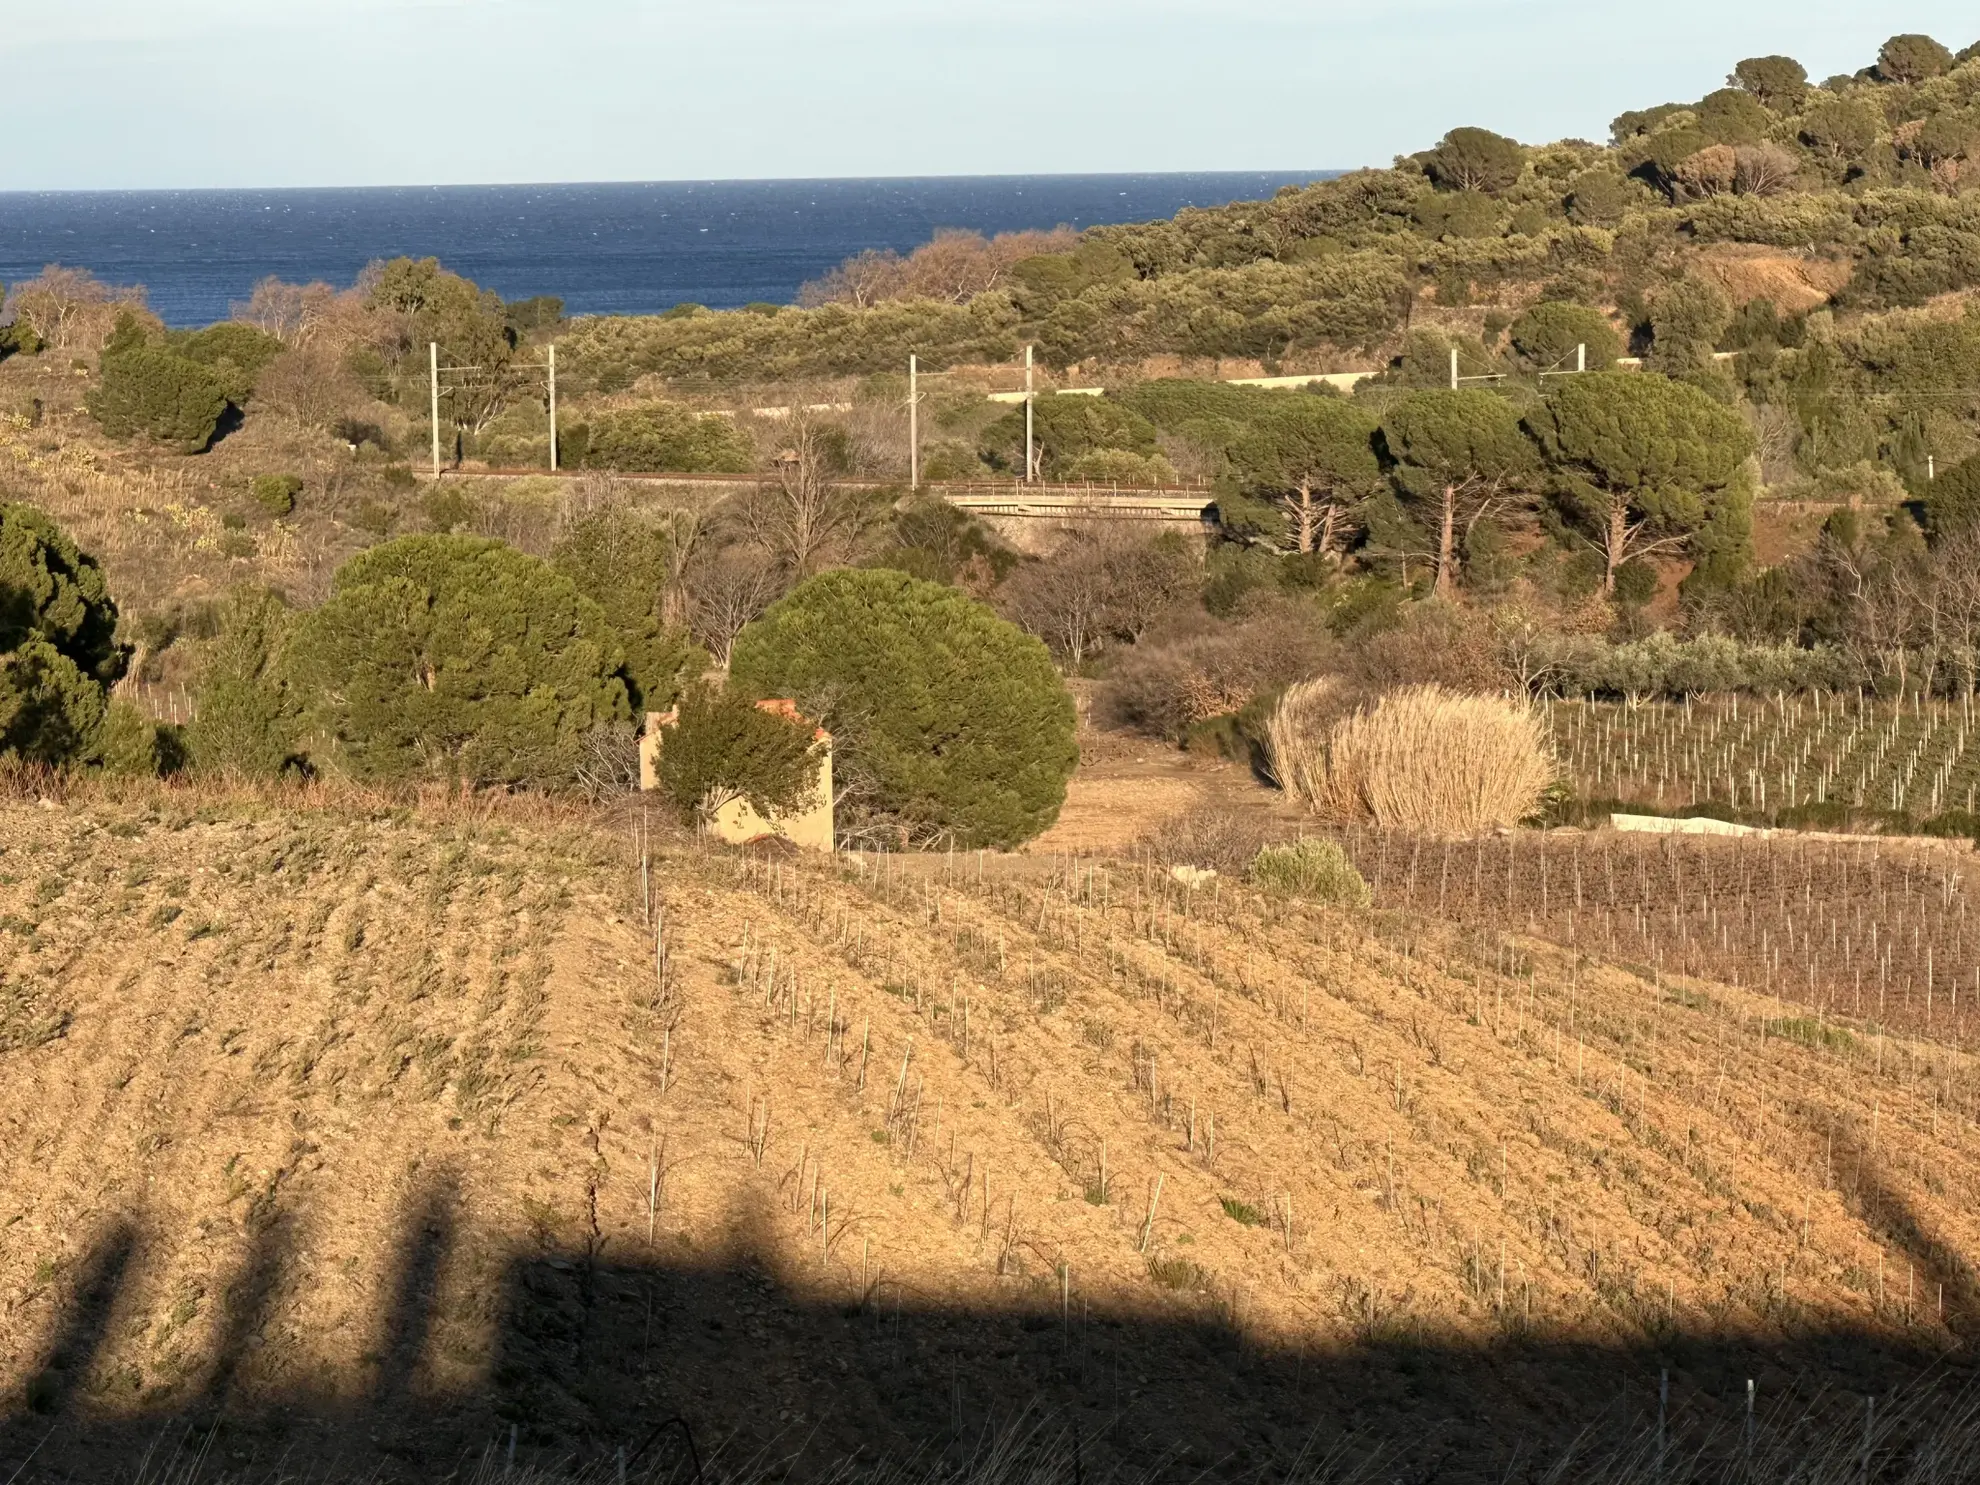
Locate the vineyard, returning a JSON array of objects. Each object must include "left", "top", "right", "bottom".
[
  {"left": 1329, "top": 825, "right": 1979, "bottom": 1046},
  {"left": 1546, "top": 694, "right": 1980, "bottom": 827}
]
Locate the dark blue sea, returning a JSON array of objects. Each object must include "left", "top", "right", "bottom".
[{"left": 0, "top": 175, "right": 1333, "bottom": 328}]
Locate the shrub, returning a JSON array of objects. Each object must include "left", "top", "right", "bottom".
[
  {"left": 0, "top": 639, "right": 107, "bottom": 765},
  {"left": 422, "top": 486, "right": 476, "bottom": 533},
  {"left": 171, "top": 322, "right": 285, "bottom": 404},
  {"left": 288, "top": 535, "right": 629, "bottom": 785},
  {"left": 1272, "top": 683, "right": 1554, "bottom": 834},
  {"left": 1103, "top": 603, "right": 1330, "bottom": 742},
  {"left": 0, "top": 503, "right": 125, "bottom": 686},
  {"left": 85, "top": 698, "right": 175, "bottom": 778},
  {"left": 729, "top": 569, "right": 1077, "bottom": 848},
  {"left": 1341, "top": 600, "right": 1515, "bottom": 695},
  {"left": 251, "top": 473, "right": 303, "bottom": 516},
  {"left": 1249, "top": 837, "right": 1371, "bottom": 906},
  {"left": 88, "top": 345, "right": 231, "bottom": 452},
  {"left": 1135, "top": 806, "right": 1270, "bottom": 875},
  {"left": 568, "top": 402, "right": 755, "bottom": 473},
  {"left": 188, "top": 587, "right": 302, "bottom": 777},
  {"left": 1219, "top": 1196, "right": 1265, "bottom": 1226},
  {"left": 1776, "top": 799, "right": 1850, "bottom": 831},
  {"left": 350, "top": 499, "right": 397, "bottom": 538},
  {"left": 655, "top": 681, "right": 823, "bottom": 827},
  {"left": 0, "top": 504, "right": 123, "bottom": 765},
  {"left": 1918, "top": 809, "right": 1980, "bottom": 841},
  {"left": 1145, "top": 1255, "right": 1213, "bottom": 1292}
]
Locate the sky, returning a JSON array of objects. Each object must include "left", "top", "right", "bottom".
[{"left": 4, "top": 0, "right": 1978, "bottom": 191}]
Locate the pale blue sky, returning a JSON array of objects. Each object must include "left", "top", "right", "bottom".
[{"left": 4, "top": 0, "right": 1976, "bottom": 190}]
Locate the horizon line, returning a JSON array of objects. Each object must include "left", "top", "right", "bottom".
[{"left": 0, "top": 168, "right": 1350, "bottom": 199}]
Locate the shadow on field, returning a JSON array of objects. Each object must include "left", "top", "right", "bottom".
[{"left": 3, "top": 1185, "right": 1976, "bottom": 1484}]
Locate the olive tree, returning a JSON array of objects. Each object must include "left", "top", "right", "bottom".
[{"left": 1526, "top": 373, "right": 1755, "bottom": 593}]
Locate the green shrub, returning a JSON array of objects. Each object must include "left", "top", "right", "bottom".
[
  {"left": 288, "top": 535, "right": 629, "bottom": 785},
  {"left": 1612, "top": 559, "right": 1659, "bottom": 608},
  {"left": 170, "top": 323, "right": 285, "bottom": 404},
  {"left": 252, "top": 473, "right": 303, "bottom": 516},
  {"left": 0, "top": 503, "right": 124, "bottom": 686},
  {"left": 86, "top": 698, "right": 173, "bottom": 778},
  {"left": 422, "top": 486, "right": 477, "bottom": 533},
  {"left": 655, "top": 681, "right": 822, "bottom": 827},
  {"left": 0, "top": 639, "right": 107, "bottom": 766},
  {"left": 188, "top": 587, "right": 303, "bottom": 777},
  {"left": 568, "top": 402, "right": 755, "bottom": 473},
  {"left": 1219, "top": 1196, "right": 1265, "bottom": 1226},
  {"left": 1249, "top": 837, "right": 1372, "bottom": 906},
  {"left": 350, "top": 499, "right": 397, "bottom": 537},
  {"left": 0, "top": 504, "right": 123, "bottom": 765},
  {"left": 729, "top": 569, "right": 1077, "bottom": 848},
  {"left": 88, "top": 345, "right": 230, "bottom": 452},
  {"left": 1146, "top": 1255, "right": 1213, "bottom": 1291}
]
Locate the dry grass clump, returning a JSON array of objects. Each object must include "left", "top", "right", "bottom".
[
  {"left": 1260, "top": 676, "right": 1342, "bottom": 805},
  {"left": 1268, "top": 682, "right": 1553, "bottom": 834}
]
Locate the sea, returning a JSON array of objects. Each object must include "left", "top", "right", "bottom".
[{"left": 0, "top": 174, "right": 1334, "bottom": 329}]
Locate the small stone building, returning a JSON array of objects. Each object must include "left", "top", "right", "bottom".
[{"left": 639, "top": 700, "right": 834, "bottom": 853}]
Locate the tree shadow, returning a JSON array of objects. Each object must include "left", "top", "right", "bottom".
[
  {"left": 4, "top": 1186, "right": 1978, "bottom": 1484},
  {"left": 18, "top": 1222, "right": 137, "bottom": 1419}
]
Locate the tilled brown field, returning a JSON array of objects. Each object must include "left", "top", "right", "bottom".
[{"left": 3, "top": 797, "right": 1980, "bottom": 1481}]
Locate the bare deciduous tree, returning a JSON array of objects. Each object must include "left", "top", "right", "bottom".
[
  {"left": 10, "top": 266, "right": 144, "bottom": 354},
  {"left": 741, "top": 406, "right": 868, "bottom": 577},
  {"left": 233, "top": 276, "right": 345, "bottom": 348},
  {"left": 1733, "top": 144, "right": 1800, "bottom": 197},
  {"left": 998, "top": 525, "right": 1196, "bottom": 666},
  {"left": 685, "top": 544, "right": 784, "bottom": 667},
  {"left": 252, "top": 345, "right": 369, "bottom": 430},
  {"left": 1922, "top": 526, "right": 1980, "bottom": 696},
  {"left": 798, "top": 228, "right": 1077, "bottom": 308},
  {"left": 999, "top": 543, "right": 1112, "bottom": 667},
  {"left": 655, "top": 501, "right": 709, "bottom": 628}
]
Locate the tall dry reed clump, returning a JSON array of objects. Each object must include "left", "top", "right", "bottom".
[{"left": 1267, "top": 681, "right": 1554, "bottom": 834}]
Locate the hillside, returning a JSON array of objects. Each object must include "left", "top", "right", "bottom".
[{"left": 5, "top": 790, "right": 1980, "bottom": 1480}]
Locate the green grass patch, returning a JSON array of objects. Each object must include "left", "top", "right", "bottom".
[
  {"left": 1219, "top": 1196, "right": 1264, "bottom": 1226},
  {"left": 1146, "top": 1255, "right": 1213, "bottom": 1292}
]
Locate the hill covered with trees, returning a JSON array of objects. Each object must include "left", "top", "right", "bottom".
[{"left": 561, "top": 30, "right": 1980, "bottom": 496}]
